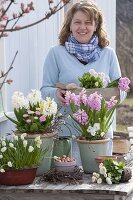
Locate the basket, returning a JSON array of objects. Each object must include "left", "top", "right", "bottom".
[{"left": 113, "top": 131, "right": 130, "bottom": 154}]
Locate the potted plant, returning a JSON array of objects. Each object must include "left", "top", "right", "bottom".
[
  {"left": 5, "top": 89, "right": 58, "bottom": 175},
  {"left": 92, "top": 159, "right": 132, "bottom": 184},
  {"left": 78, "top": 69, "right": 130, "bottom": 100},
  {"left": 64, "top": 72, "right": 130, "bottom": 173},
  {"left": 0, "top": 132, "right": 44, "bottom": 185},
  {"left": 53, "top": 155, "right": 76, "bottom": 172}
]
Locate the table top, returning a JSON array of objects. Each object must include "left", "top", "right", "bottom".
[{"left": 0, "top": 173, "right": 133, "bottom": 197}]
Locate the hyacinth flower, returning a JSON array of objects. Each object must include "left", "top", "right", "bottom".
[
  {"left": 65, "top": 89, "right": 119, "bottom": 140},
  {"left": 4, "top": 89, "right": 58, "bottom": 134},
  {"left": 108, "top": 77, "right": 130, "bottom": 92}
]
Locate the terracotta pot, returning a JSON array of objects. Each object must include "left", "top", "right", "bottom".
[
  {"left": 95, "top": 155, "right": 117, "bottom": 164},
  {"left": 0, "top": 168, "right": 37, "bottom": 186},
  {"left": 54, "top": 160, "right": 76, "bottom": 172}
]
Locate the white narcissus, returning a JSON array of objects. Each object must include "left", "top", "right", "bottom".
[
  {"left": 20, "top": 133, "right": 27, "bottom": 140},
  {"left": 0, "top": 155, "right": 3, "bottom": 159},
  {"left": 1, "top": 147, "right": 7, "bottom": 152},
  {"left": 28, "top": 146, "right": 34, "bottom": 152},
  {"left": 23, "top": 140, "right": 28, "bottom": 148},
  {"left": 7, "top": 161, "right": 12, "bottom": 167},
  {"left": 9, "top": 143, "right": 14, "bottom": 148}
]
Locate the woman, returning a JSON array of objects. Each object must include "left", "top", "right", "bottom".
[{"left": 40, "top": 1, "right": 121, "bottom": 159}]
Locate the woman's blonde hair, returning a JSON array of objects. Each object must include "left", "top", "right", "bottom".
[{"left": 59, "top": 1, "right": 109, "bottom": 47}]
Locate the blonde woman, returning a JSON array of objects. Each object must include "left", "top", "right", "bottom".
[{"left": 41, "top": 1, "right": 121, "bottom": 161}]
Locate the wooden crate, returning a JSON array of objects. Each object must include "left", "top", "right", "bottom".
[
  {"left": 113, "top": 131, "right": 130, "bottom": 154},
  {"left": 56, "top": 83, "right": 120, "bottom": 100}
]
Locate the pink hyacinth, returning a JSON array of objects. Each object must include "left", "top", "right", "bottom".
[
  {"left": 65, "top": 91, "right": 72, "bottom": 105},
  {"left": 73, "top": 109, "right": 88, "bottom": 125},
  {"left": 118, "top": 77, "right": 130, "bottom": 91},
  {"left": 106, "top": 96, "right": 118, "bottom": 110},
  {"left": 65, "top": 91, "right": 80, "bottom": 106},
  {"left": 79, "top": 89, "right": 88, "bottom": 106},
  {"left": 87, "top": 92, "right": 102, "bottom": 111}
]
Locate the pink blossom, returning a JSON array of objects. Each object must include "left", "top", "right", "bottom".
[
  {"left": 23, "top": 114, "right": 29, "bottom": 118},
  {"left": 118, "top": 77, "right": 130, "bottom": 91},
  {"left": 73, "top": 109, "right": 88, "bottom": 125},
  {"left": 106, "top": 96, "right": 118, "bottom": 110},
  {"left": 26, "top": 119, "right": 31, "bottom": 123},
  {"left": 35, "top": 111, "right": 41, "bottom": 115},
  {"left": 87, "top": 92, "right": 102, "bottom": 111},
  {"left": 39, "top": 116, "right": 46, "bottom": 122},
  {"left": 24, "top": 7, "right": 30, "bottom": 13},
  {"left": 27, "top": 110, "right": 34, "bottom": 114}
]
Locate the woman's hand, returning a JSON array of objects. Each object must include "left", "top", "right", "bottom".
[{"left": 56, "top": 88, "right": 66, "bottom": 105}]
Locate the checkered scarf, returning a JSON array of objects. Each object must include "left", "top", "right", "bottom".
[{"left": 65, "top": 34, "right": 102, "bottom": 63}]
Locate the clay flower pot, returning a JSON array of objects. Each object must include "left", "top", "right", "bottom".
[
  {"left": 95, "top": 155, "right": 117, "bottom": 164},
  {"left": 0, "top": 168, "right": 37, "bottom": 186},
  {"left": 54, "top": 156, "right": 76, "bottom": 172},
  {"left": 54, "top": 160, "right": 76, "bottom": 172}
]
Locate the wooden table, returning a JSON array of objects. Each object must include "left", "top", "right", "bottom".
[{"left": 0, "top": 174, "right": 133, "bottom": 200}]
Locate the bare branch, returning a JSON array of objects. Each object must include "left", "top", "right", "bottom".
[{"left": 0, "top": 50, "right": 18, "bottom": 90}]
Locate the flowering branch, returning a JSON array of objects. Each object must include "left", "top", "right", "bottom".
[
  {"left": 0, "top": 50, "right": 18, "bottom": 90},
  {"left": 0, "top": 0, "right": 70, "bottom": 90},
  {"left": 0, "top": 0, "right": 71, "bottom": 34}
]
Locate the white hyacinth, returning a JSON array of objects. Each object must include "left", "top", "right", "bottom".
[
  {"left": 87, "top": 126, "right": 96, "bottom": 136},
  {"left": 89, "top": 69, "right": 98, "bottom": 78},
  {"left": 41, "top": 97, "right": 57, "bottom": 117},
  {"left": 28, "top": 146, "right": 34, "bottom": 152},
  {"left": 7, "top": 161, "right": 12, "bottom": 167},
  {"left": 27, "top": 89, "right": 42, "bottom": 106},
  {"left": 12, "top": 91, "right": 29, "bottom": 110},
  {"left": 93, "top": 123, "right": 100, "bottom": 131}
]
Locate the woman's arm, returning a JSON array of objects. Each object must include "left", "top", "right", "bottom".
[{"left": 40, "top": 47, "right": 66, "bottom": 105}]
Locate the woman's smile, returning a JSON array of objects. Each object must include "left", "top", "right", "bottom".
[{"left": 70, "top": 10, "right": 96, "bottom": 43}]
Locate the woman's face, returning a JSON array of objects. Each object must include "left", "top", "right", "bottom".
[{"left": 70, "top": 10, "right": 96, "bottom": 44}]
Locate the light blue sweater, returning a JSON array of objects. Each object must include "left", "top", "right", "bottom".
[
  {"left": 41, "top": 45, "right": 121, "bottom": 102},
  {"left": 40, "top": 45, "right": 121, "bottom": 137}
]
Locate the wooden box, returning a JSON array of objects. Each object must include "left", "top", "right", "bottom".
[{"left": 56, "top": 83, "right": 120, "bottom": 100}]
